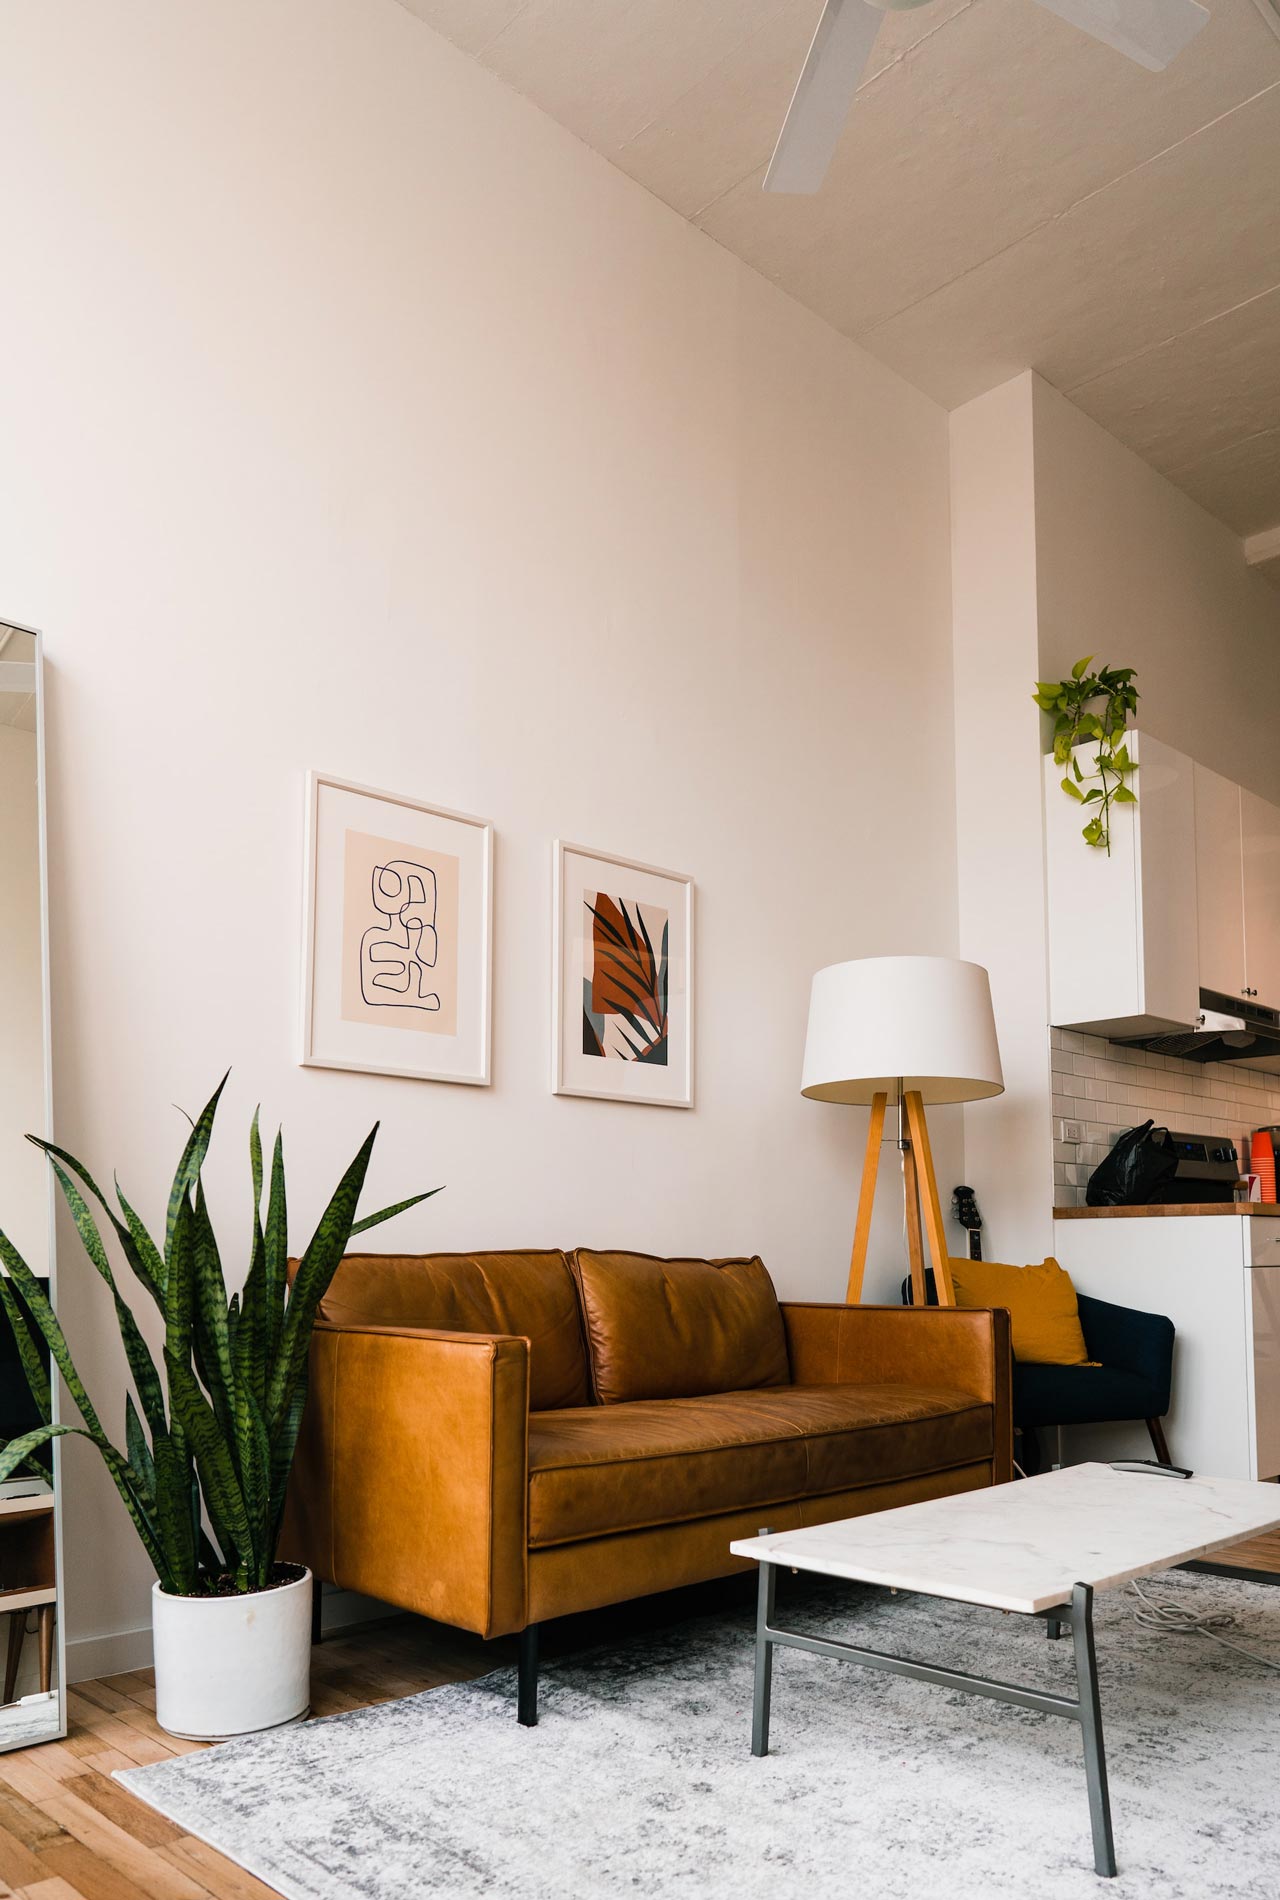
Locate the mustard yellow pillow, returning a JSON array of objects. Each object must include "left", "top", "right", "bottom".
[{"left": 948, "top": 1257, "right": 1092, "bottom": 1365}]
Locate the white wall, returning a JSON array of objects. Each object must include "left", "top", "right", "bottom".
[
  {"left": 1033, "top": 378, "right": 1280, "bottom": 804},
  {"left": 0, "top": 727, "right": 48, "bottom": 1277},
  {"left": 0, "top": 0, "right": 960, "bottom": 1667},
  {"left": 950, "top": 376, "right": 1055, "bottom": 1267}
]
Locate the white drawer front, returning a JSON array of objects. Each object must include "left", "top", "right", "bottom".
[
  {"left": 1247, "top": 1223, "right": 1280, "bottom": 1268},
  {"left": 1248, "top": 1269, "right": 1280, "bottom": 1480}
]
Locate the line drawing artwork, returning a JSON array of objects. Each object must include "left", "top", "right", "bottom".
[{"left": 360, "top": 858, "right": 441, "bottom": 1012}]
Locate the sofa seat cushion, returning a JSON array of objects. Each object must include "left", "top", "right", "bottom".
[{"left": 527, "top": 1383, "right": 993, "bottom": 1548}]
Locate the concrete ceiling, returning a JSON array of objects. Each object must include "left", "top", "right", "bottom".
[{"left": 395, "top": 0, "right": 1280, "bottom": 571}]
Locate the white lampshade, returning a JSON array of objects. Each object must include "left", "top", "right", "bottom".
[{"left": 801, "top": 955, "right": 1003, "bottom": 1106}]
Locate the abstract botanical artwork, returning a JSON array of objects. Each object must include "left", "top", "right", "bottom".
[
  {"left": 554, "top": 842, "right": 693, "bottom": 1107},
  {"left": 301, "top": 775, "right": 491, "bottom": 1086},
  {"left": 582, "top": 893, "right": 668, "bottom": 1064}
]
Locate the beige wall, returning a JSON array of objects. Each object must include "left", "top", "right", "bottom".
[
  {"left": 0, "top": 0, "right": 960, "bottom": 1669},
  {"left": 0, "top": 726, "right": 48, "bottom": 1277},
  {"left": 1033, "top": 377, "right": 1280, "bottom": 803}
]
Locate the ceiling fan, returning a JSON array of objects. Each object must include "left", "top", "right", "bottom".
[{"left": 765, "top": 0, "right": 1211, "bottom": 193}]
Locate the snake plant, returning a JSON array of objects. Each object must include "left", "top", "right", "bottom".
[{"left": 0, "top": 1076, "right": 437, "bottom": 1595}]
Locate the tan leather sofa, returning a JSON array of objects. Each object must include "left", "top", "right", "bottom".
[{"left": 283, "top": 1247, "right": 1012, "bottom": 1723}]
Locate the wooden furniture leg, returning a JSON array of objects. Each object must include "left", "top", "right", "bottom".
[
  {"left": 37, "top": 1605, "right": 54, "bottom": 1695},
  {"left": 905, "top": 1091, "right": 956, "bottom": 1306},
  {"left": 1146, "top": 1418, "right": 1173, "bottom": 1467},
  {"left": 4, "top": 1612, "right": 24, "bottom": 1705},
  {"left": 901, "top": 1137, "right": 927, "bottom": 1309},
  {"left": 845, "top": 1092, "right": 887, "bottom": 1303}
]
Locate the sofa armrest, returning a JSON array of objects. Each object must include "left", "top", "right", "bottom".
[
  {"left": 1076, "top": 1294, "right": 1174, "bottom": 1411},
  {"left": 781, "top": 1302, "right": 1013, "bottom": 1481},
  {"left": 281, "top": 1321, "right": 530, "bottom": 1639}
]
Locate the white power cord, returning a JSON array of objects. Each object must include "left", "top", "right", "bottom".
[{"left": 1129, "top": 1575, "right": 1280, "bottom": 1672}]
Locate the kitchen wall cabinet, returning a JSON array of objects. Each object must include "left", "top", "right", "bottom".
[
  {"left": 1044, "top": 730, "right": 1198, "bottom": 1037},
  {"left": 1242, "top": 790, "right": 1280, "bottom": 1010},
  {"left": 1192, "top": 769, "right": 1280, "bottom": 1011},
  {"left": 1193, "top": 764, "right": 1246, "bottom": 1000}
]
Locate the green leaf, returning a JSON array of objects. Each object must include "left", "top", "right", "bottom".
[
  {"left": 266, "top": 1126, "right": 378, "bottom": 1434},
  {"left": 1061, "top": 777, "right": 1084, "bottom": 801},
  {"left": 1082, "top": 788, "right": 1103, "bottom": 802},
  {"left": 46, "top": 1159, "right": 168, "bottom": 1438},
  {"left": 0, "top": 1273, "right": 50, "bottom": 1419},
  {"left": 166, "top": 1349, "right": 253, "bottom": 1572},
  {"left": 1071, "top": 654, "right": 1094, "bottom": 680},
  {"left": 349, "top": 1187, "right": 442, "bottom": 1238},
  {"left": 263, "top": 1131, "right": 288, "bottom": 1369},
  {"left": 191, "top": 1181, "right": 235, "bottom": 1448},
  {"left": 165, "top": 1073, "right": 229, "bottom": 1271},
  {"left": 1112, "top": 785, "right": 1138, "bottom": 804}
]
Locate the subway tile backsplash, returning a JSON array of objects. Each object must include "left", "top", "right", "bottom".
[{"left": 1050, "top": 1026, "right": 1280, "bottom": 1206}]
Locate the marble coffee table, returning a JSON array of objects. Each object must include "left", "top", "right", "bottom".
[{"left": 730, "top": 1463, "right": 1280, "bottom": 1878}]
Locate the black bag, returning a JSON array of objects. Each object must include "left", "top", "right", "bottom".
[{"left": 1085, "top": 1120, "right": 1177, "bottom": 1207}]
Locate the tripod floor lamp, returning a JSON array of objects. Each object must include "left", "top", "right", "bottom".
[{"left": 801, "top": 956, "right": 1003, "bottom": 1307}]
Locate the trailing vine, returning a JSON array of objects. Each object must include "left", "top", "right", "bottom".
[{"left": 1033, "top": 657, "right": 1139, "bottom": 854}]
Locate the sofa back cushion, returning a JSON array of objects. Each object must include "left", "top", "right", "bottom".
[
  {"left": 569, "top": 1249, "right": 790, "bottom": 1404},
  {"left": 317, "top": 1250, "right": 589, "bottom": 1410}
]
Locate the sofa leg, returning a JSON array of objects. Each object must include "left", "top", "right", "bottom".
[
  {"left": 1146, "top": 1417, "right": 1173, "bottom": 1467},
  {"left": 311, "top": 1575, "right": 324, "bottom": 1646},
  {"left": 518, "top": 1624, "right": 540, "bottom": 1727}
]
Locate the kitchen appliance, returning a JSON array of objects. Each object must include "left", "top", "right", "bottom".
[
  {"left": 1154, "top": 1129, "right": 1240, "bottom": 1204},
  {"left": 1115, "top": 988, "right": 1280, "bottom": 1069}
]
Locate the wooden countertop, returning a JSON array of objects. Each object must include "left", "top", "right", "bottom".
[{"left": 1053, "top": 1203, "right": 1280, "bottom": 1219}]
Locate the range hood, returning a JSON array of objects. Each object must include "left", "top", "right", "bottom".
[{"left": 1115, "top": 988, "right": 1280, "bottom": 1071}]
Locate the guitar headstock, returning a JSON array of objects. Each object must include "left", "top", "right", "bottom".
[{"left": 951, "top": 1184, "right": 982, "bottom": 1232}]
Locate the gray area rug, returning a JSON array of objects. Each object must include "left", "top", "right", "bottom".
[{"left": 119, "top": 1570, "right": 1280, "bottom": 1900}]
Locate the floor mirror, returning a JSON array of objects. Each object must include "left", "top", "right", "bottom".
[{"left": 0, "top": 620, "right": 63, "bottom": 1750}]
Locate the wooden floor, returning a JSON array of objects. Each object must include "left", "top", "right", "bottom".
[
  {"left": 1208, "top": 1526, "right": 1280, "bottom": 1574},
  {"left": 0, "top": 1538, "right": 1277, "bottom": 1900}
]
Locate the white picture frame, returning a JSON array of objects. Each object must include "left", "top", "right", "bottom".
[
  {"left": 300, "top": 771, "right": 493, "bottom": 1087},
  {"left": 552, "top": 839, "right": 694, "bottom": 1108}
]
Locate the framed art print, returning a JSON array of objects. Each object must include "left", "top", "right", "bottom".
[
  {"left": 300, "top": 772, "right": 492, "bottom": 1086},
  {"left": 553, "top": 840, "right": 693, "bottom": 1107}
]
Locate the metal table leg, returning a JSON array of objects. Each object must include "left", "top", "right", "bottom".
[
  {"left": 751, "top": 1560, "right": 777, "bottom": 1758},
  {"left": 1071, "top": 1582, "right": 1116, "bottom": 1878},
  {"left": 745, "top": 1570, "right": 1118, "bottom": 1878}
]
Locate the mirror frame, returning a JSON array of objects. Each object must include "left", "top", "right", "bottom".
[{"left": 0, "top": 620, "right": 64, "bottom": 1749}]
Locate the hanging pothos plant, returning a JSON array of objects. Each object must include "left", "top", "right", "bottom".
[{"left": 1033, "top": 657, "right": 1139, "bottom": 855}]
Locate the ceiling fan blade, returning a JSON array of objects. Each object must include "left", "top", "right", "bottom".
[
  {"left": 764, "top": 0, "right": 884, "bottom": 195},
  {"left": 1031, "top": 0, "right": 1210, "bottom": 71}
]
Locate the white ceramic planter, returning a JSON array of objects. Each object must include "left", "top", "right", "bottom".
[{"left": 151, "top": 1566, "right": 312, "bottom": 1741}]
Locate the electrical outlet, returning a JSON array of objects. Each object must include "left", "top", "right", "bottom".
[{"left": 1059, "top": 1119, "right": 1085, "bottom": 1145}]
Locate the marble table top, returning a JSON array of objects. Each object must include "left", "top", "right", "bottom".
[{"left": 729, "top": 1464, "right": 1280, "bottom": 1614}]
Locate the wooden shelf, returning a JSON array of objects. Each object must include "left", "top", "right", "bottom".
[
  {"left": 0, "top": 1495, "right": 54, "bottom": 1522},
  {"left": 0, "top": 1584, "right": 56, "bottom": 1614}
]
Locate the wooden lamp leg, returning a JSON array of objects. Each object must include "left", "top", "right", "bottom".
[
  {"left": 37, "top": 1606, "right": 54, "bottom": 1695},
  {"left": 905, "top": 1091, "right": 956, "bottom": 1306},
  {"left": 901, "top": 1136, "right": 928, "bottom": 1308},
  {"left": 4, "top": 1613, "right": 23, "bottom": 1705},
  {"left": 846, "top": 1092, "right": 887, "bottom": 1303}
]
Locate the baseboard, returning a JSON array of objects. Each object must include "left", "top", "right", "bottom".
[
  {"left": 67, "top": 1585, "right": 398, "bottom": 1683},
  {"left": 67, "top": 1624, "right": 155, "bottom": 1683}
]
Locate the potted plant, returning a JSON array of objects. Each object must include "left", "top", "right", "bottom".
[
  {"left": 0, "top": 1076, "right": 436, "bottom": 1740},
  {"left": 1033, "top": 656, "right": 1139, "bottom": 854}
]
